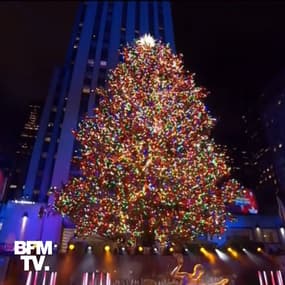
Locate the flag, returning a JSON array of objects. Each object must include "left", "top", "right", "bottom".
[{"left": 277, "top": 195, "right": 285, "bottom": 225}]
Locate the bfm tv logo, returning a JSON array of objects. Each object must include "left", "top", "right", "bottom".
[{"left": 14, "top": 241, "right": 53, "bottom": 271}]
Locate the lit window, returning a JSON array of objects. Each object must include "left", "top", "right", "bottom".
[
  {"left": 82, "top": 87, "right": 90, "bottom": 94},
  {"left": 100, "top": 60, "right": 107, "bottom": 67},
  {"left": 87, "top": 59, "right": 94, "bottom": 66},
  {"left": 262, "top": 229, "right": 279, "bottom": 243}
]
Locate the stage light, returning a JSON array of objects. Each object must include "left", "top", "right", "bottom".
[
  {"left": 87, "top": 245, "right": 92, "bottom": 252},
  {"left": 153, "top": 247, "right": 158, "bottom": 253},
  {"left": 257, "top": 247, "right": 262, "bottom": 252},
  {"left": 53, "top": 243, "right": 58, "bottom": 249},
  {"left": 68, "top": 244, "right": 75, "bottom": 251},
  {"left": 215, "top": 249, "right": 230, "bottom": 262},
  {"left": 227, "top": 247, "right": 238, "bottom": 258},
  {"left": 242, "top": 248, "right": 246, "bottom": 252},
  {"left": 104, "top": 245, "right": 111, "bottom": 252},
  {"left": 169, "top": 247, "right": 174, "bottom": 253},
  {"left": 138, "top": 246, "right": 143, "bottom": 253},
  {"left": 200, "top": 247, "right": 215, "bottom": 264}
]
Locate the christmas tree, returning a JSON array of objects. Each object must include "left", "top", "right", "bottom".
[{"left": 54, "top": 35, "right": 241, "bottom": 245}]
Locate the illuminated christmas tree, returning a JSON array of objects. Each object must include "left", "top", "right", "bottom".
[{"left": 54, "top": 35, "right": 241, "bottom": 245}]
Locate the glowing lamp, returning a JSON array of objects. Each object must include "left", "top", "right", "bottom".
[
  {"left": 169, "top": 247, "right": 174, "bottom": 253},
  {"left": 138, "top": 246, "right": 143, "bottom": 252},
  {"left": 68, "top": 244, "right": 75, "bottom": 251},
  {"left": 104, "top": 245, "right": 111, "bottom": 252}
]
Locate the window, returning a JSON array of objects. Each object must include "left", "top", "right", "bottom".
[
  {"left": 84, "top": 77, "right": 92, "bottom": 85},
  {"left": 100, "top": 60, "right": 107, "bottom": 67},
  {"left": 41, "top": 152, "right": 48, "bottom": 158},
  {"left": 87, "top": 59, "right": 95, "bottom": 67},
  {"left": 226, "top": 228, "right": 253, "bottom": 241},
  {"left": 82, "top": 86, "right": 91, "bottom": 94},
  {"left": 101, "top": 47, "right": 108, "bottom": 61},
  {"left": 263, "top": 229, "right": 279, "bottom": 243}
]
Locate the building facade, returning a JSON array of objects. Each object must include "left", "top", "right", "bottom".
[
  {"left": 6, "top": 105, "right": 41, "bottom": 201},
  {"left": 23, "top": 1, "right": 175, "bottom": 202},
  {"left": 261, "top": 72, "right": 285, "bottom": 201},
  {"left": 228, "top": 112, "right": 278, "bottom": 214}
]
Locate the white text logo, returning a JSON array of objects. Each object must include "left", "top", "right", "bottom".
[{"left": 14, "top": 241, "right": 52, "bottom": 271}]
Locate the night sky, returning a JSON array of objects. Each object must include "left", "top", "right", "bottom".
[{"left": 1, "top": 1, "right": 285, "bottom": 156}]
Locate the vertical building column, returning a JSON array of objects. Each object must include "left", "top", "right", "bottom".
[
  {"left": 126, "top": 2, "right": 135, "bottom": 43},
  {"left": 51, "top": 3, "right": 97, "bottom": 188},
  {"left": 162, "top": 1, "right": 176, "bottom": 52},
  {"left": 107, "top": 2, "right": 122, "bottom": 70},
  {"left": 139, "top": 2, "right": 149, "bottom": 35},
  {"left": 23, "top": 68, "right": 60, "bottom": 199}
]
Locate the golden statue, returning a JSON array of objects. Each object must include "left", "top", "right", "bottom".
[{"left": 170, "top": 253, "right": 229, "bottom": 285}]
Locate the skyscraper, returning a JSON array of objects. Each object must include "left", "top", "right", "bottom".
[
  {"left": 261, "top": 71, "right": 285, "bottom": 200},
  {"left": 7, "top": 104, "right": 41, "bottom": 200},
  {"left": 24, "top": 2, "right": 175, "bottom": 202}
]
